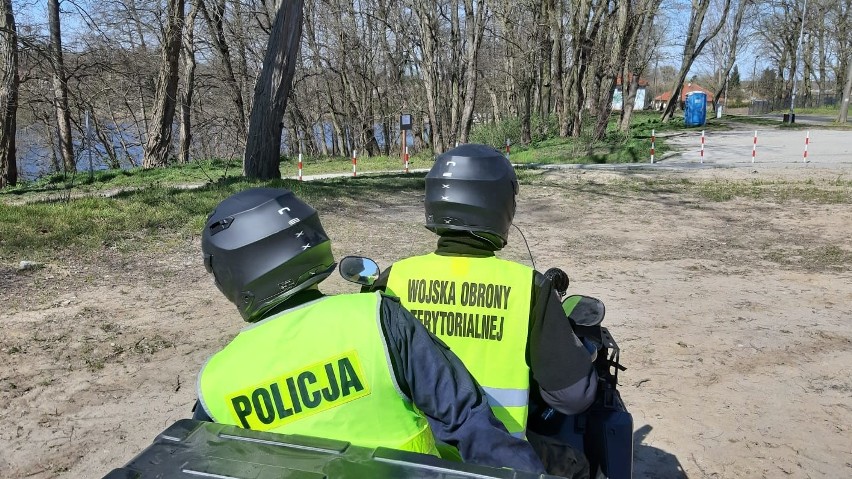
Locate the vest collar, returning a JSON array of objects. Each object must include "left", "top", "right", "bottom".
[
  {"left": 435, "top": 232, "right": 499, "bottom": 257},
  {"left": 242, "top": 289, "right": 328, "bottom": 331}
]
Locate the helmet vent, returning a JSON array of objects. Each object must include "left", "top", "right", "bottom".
[{"left": 209, "top": 217, "right": 233, "bottom": 235}]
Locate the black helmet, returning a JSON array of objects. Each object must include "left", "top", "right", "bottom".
[
  {"left": 201, "top": 188, "right": 336, "bottom": 322},
  {"left": 425, "top": 143, "right": 518, "bottom": 247}
]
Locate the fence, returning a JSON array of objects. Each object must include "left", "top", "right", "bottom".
[{"left": 749, "top": 95, "right": 839, "bottom": 115}]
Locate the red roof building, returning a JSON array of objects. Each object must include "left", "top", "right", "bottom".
[{"left": 652, "top": 83, "right": 716, "bottom": 110}]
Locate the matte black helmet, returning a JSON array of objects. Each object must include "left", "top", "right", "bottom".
[
  {"left": 201, "top": 188, "right": 336, "bottom": 322},
  {"left": 425, "top": 143, "right": 518, "bottom": 247}
]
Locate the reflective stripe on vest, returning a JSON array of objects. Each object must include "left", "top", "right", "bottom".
[
  {"left": 386, "top": 254, "right": 532, "bottom": 435},
  {"left": 197, "top": 292, "right": 437, "bottom": 455}
]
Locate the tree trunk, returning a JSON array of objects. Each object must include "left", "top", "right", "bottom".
[
  {"left": 538, "top": 0, "right": 554, "bottom": 121},
  {"left": 565, "top": 0, "right": 605, "bottom": 138},
  {"left": 49, "top": 0, "right": 75, "bottom": 173},
  {"left": 592, "top": 0, "right": 632, "bottom": 141},
  {"left": 448, "top": 2, "right": 460, "bottom": 146},
  {"left": 486, "top": 83, "right": 502, "bottom": 123},
  {"left": 326, "top": 81, "right": 345, "bottom": 156},
  {"left": 835, "top": 0, "right": 851, "bottom": 105},
  {"left": 713, "top": 0, "right": 748, "bottom": 111},
  {"left": 839, "top": 54, "right": 852, "bottom": 123},
  {"left": 619, "top": 74, "right": 639, "bottom": 132},
  {"left": 178, "top": 0, "right": 199, "bottom": 164},
  {"left": 549, "top": 0, "right": 564, "bottom": 131},
  {"left": 520, "top": 81, "right": 532, "bottom": 144},
  {"left": 458, "top": 0, "right": 486, "bottom": 144},
  {"left": 243, "top": 0, "right": 304, "bottom": 179},
  {"left": 143, "top": 0, "right": 185, "bottom": 168},
  {"left": 415, "top": 5, "right": 444, "bottom": 153},
  {"left": 661, "top": 0, "right": 732, "bottom": 122},
  {"left": 0, "top": 0, "right": 18, "bottom": 187}
]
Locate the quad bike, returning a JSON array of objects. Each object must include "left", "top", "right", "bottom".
[{"left": 105, "top": 259, "right": 631, "bottom": 479}]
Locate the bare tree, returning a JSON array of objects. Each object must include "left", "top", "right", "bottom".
[
  {"left": 618, "top": 0, "right": 662, "bottom": 131},
  {"left": 49, "top": 0, "right": 75, "bottom": 173},
  {"left": 198, "top": 0, "right": 248, "bottom": 143},
  {"left": 564, "top": 0, "right": 607, "bottom": 137},
  {"left": 243, "top": 0, "right": 304, "bottom": 179},
  {"left": 711, "top": 0, "right": 750, "bottom": 111},
  {"left": 413, "top": 1, "right": 447, "bottom": 152},
  {"left": 752, "top": 1, "right": 799, "bottom": 105},
  {"left": 661, "top": 0, "right": 732, "bottom": 122},
  {"left": 143, "top": 0, "right": 186, "bottom": 168},
  {"left": 458, "top": 0, "right": 488, "bottom": 144},
  {"left": 839, "top": 53, "right": 852, "bottom": 122},
  {"left": 591, "top": 0, "right": 661, "bottom": 141},
  {"left": 178, "top": 0, "right": 199, "bottom": 163},
  {"left": 495, "top": 0, "right": 546, "bottom": 145},
  {"left": 0, "top": 0, "right": 18, "bottom": 187}
]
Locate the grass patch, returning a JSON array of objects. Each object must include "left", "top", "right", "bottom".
[
  {"left": 590, "top": 177, "right": 852, "bottom": 204},
  {"left": 0, "top": 173, "right": 427, "bottom": 262},
  {"left": 5, "top": 158, "right": 243, "bottom": 196},
  {"left": 693, "top": 178, "right": 852, "bottom": 203},
  {"left": 523, "top": 175, "right": 852, "bottom": 205},
  {"left": 511, "top": 130, "right": 665, "bottom": 166},
  {"left": 763, "top": 245, "right": 852, "bottom": 271},
  {"left": 285, "top": 151, "right": 434, "bottom": 177},
  {"left": 3, "top": 154, "right": 430, "bottom": 203}
]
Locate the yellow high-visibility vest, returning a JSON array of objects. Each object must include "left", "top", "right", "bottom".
[
  {"left": 198, "top": 292, "right": 438, "bottom": 455},
  {"left": 387, "top": 254, "right": 532, "bottom": 436}
]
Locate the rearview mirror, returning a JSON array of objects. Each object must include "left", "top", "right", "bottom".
[{"left": 338, "top": 256, "right": 381, "bottom": 286}]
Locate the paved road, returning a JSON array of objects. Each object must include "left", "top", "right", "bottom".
[
  {"left": 538, "top": 127, "right": 851, "bottom": 172},
  {"left": 660, "top": 128, "right": 851, "bottom": 168}
]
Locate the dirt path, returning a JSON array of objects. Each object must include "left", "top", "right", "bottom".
[{"left": 2, "top": 162, "right": 851, "bottom": 478}]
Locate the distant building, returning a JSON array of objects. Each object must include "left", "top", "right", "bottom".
[
  {"left": 653, "top": 83, "right": 716, "bottom": 111},
  {"left": 612, "top": 76, "right": 649, "bottom": 110}
]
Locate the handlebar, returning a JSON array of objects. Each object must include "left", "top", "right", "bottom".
[{"left": 543, "top": 267, "right": 569, "bottom": 298}]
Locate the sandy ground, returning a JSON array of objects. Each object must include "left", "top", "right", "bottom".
[{"left": 2, "top": 131, "right": 851, "bottom": 478}]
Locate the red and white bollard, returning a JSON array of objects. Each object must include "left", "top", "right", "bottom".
[
  {"left": 505, "top": 138, "right": 511, "bottom": 161},
  {"left": 352, "top": 149, "right": 357, "bottom": 177},
  {"left": 650, "top": 129, "right": 655, "bottom": 164},
  {"left": 403, "top": 143, "right": 410, "bottom": 173},
  {"left": 803, "top": 131, "right": 810, "bottom": 163},
  {"left": 298, "top": 152, "right": 303, "bottom": 182},
  {"left": 700, "top": 130, "right": 705, "bottom": 163},
  {"left": 751, "top": 130, "right": 757, "bottom": 163}
]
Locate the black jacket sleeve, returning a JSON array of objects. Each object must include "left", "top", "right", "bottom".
[
  {"left": 528, "top": 272, "right": 598, "bottom": 415},
  {"left": 378, "top": 295, "right": 545, "bottom": 474}
]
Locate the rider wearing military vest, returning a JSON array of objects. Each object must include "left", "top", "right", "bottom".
[
  {"left": 372, "top": 144, "right": 598, "bottom": 475},
  {"left": 193, "top": 188, "right": 544, "bottom": 473}
]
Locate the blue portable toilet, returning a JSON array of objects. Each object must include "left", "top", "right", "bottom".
[{"left": 684, "top": 91, "right": 707, "bottom": 127}]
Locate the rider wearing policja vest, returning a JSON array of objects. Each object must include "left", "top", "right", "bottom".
[
  {"left": 368, "top": 145, "right": 597, "bottom": 474},
  {"left": 192, "top": 187, "right": 544, "bottom": 474}
]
